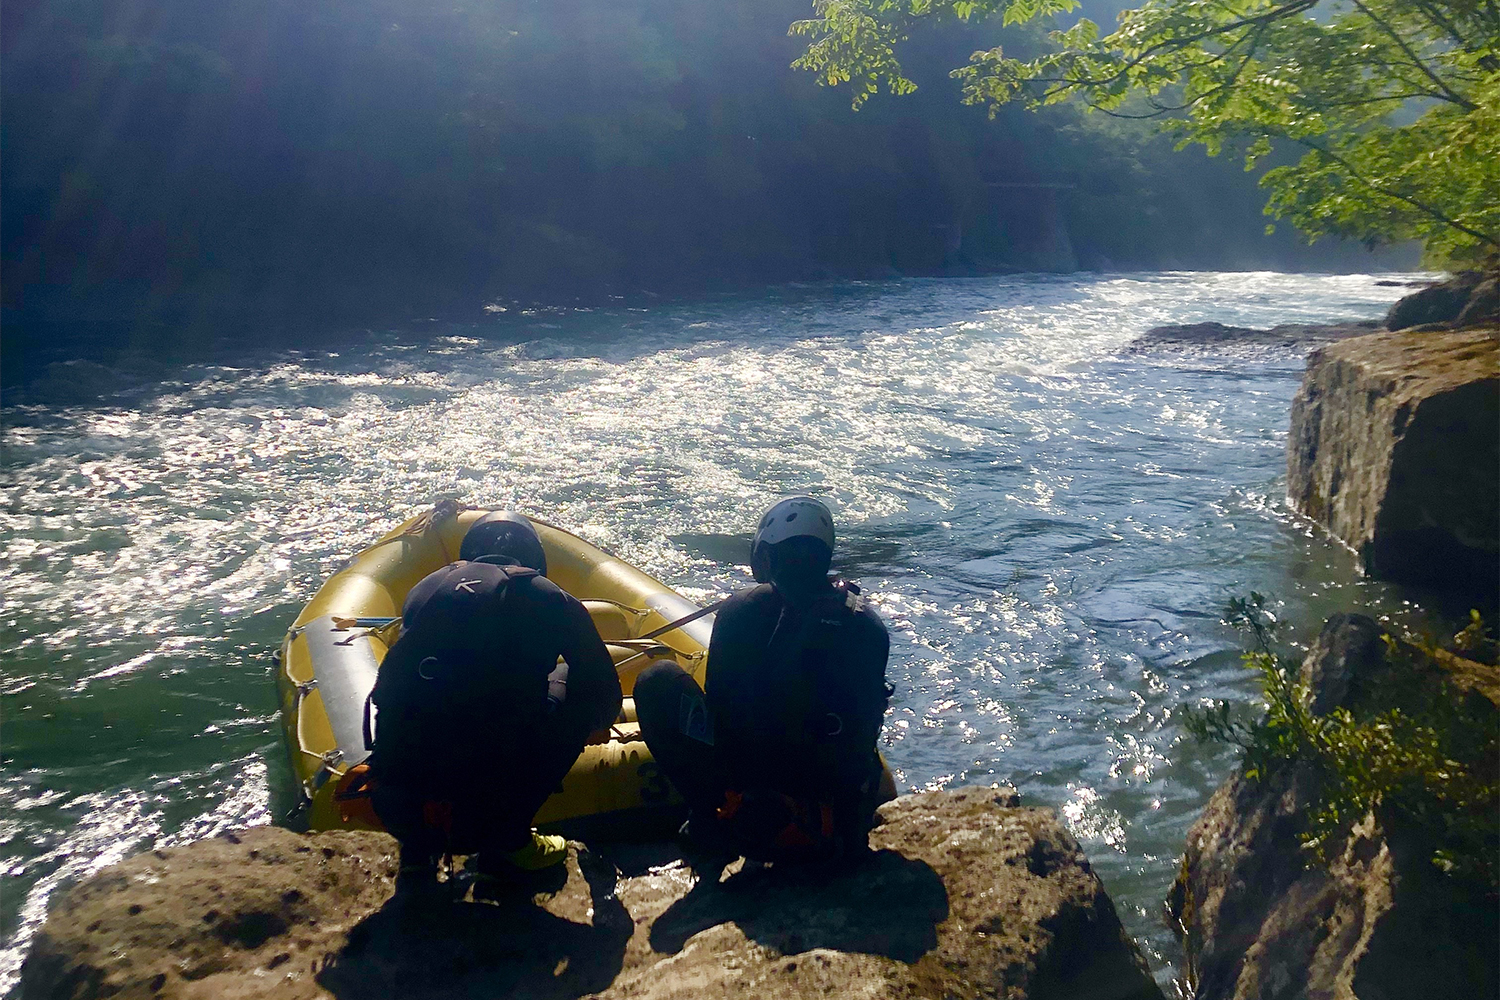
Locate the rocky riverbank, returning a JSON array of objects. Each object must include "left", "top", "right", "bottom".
[
  {"left": 1132, "top": 266, "right": 1499, "bottom": 353},
  {"left": 19, "top": 787, "right": 1163, "bottom": 1000},
  {"left": 1160, "top": 268, "right": 1499, "bottom": 998},
  {"left": 1136, "top": 270, "right": 1500, "bottom": 603},
  {"left": 1169, "top": 614, "right": 1499, "bottom": 1000}
]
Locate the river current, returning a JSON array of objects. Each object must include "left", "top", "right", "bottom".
[{"left": 2, "top": 272, "right": 1444, "bottom": 993}]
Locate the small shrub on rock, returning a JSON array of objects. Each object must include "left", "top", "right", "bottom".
[{"left": 1184, "top": 595, "right": 1499, "bottom": 892}]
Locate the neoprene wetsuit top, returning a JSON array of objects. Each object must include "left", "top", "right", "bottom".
[
  {"left": 370, "top": 559, "right": 621, "bottom": 792},
  {"left": 704, "top": 581, "right": 890, "bottom": 803}
]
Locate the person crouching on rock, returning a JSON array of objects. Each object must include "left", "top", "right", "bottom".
[
  {"left": 634, "top": 495, "right": 892, "bottom": 866},
  {"left": 366, "top": 511, "right": 621, "bottom": 890}
]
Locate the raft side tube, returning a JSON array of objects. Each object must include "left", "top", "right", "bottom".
[{"left": 300, "top": 615, "right": 380, "bottom": 770}]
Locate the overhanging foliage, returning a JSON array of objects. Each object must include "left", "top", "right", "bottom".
[{"left": 793, "top": 0, "right": 1500, "bottom": 264}]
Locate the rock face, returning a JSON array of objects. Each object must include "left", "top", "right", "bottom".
[
  {"left": 20, "top": 787, "right": 1162, "bottom": 1000},
  {"left": 1287, "top": 328, "right": 1499, "bottom": 598},
  {"left": 1384, "top": 271, "right": 1494, "bottom": 331},
  {"left": 1457, "top": 277, "right": 1500, "bottom": 327},
  {"left": 1169, "top": 614, "right": 1499, "bottom": 1000}
]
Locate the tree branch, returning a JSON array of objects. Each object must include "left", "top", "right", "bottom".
[
  {"left": 1315, "top": 92, "right": 1442, "bottom": 108},
  {"left": 1073, "top": 23, "right": 1267, "bottom": 116},
  {"left": 1405, "top": 0, "right": 1471, "bottom": 52},
  {"left": 1290, "top": 137, "right": 1499, "bottom": 248},
  {"left": 1028, "top": 13, "right": 1275, "bottom": 104},
  {"left": 1346, "top": 0, "right": 1475, "bottom": 110}
]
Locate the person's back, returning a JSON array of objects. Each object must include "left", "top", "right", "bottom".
[
  {"left": 366, "top": 511, "right": 620, "bottom": 886},
  {"left": 635, "top": 496, "right": 891, "bottom": 862},
  {"left": 371, "top": 560, "right": 617, "bottom": 792},
  {"left": 706, "top": 579, "right": 888, "bottom": 803}
]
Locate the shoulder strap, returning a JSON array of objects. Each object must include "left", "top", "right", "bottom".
[
  {"left": 829, "top": 576, "right": 866, "bottom": 614},
  {"left": 478, "top": 562, "right": 537, "bottom": 610}
]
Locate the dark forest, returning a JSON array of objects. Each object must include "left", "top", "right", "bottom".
[{"left": 2, "top": 0, "right": 1412, "bottom": 377}]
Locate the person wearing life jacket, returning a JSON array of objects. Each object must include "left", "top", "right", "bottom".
[
  {"left": 633, "top": 496, "right": 891, "bottom": 863},
  {"left": 365, "top": 511, "right": 621, "bottom": 888}
]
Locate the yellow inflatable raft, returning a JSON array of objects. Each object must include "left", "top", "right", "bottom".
[{"left": 277, "top": 501, "right": 712, "bottom": 834}]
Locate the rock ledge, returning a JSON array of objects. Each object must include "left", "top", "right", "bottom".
[
  {"left": 1129, "top": 320, "right": 1382, "bottom": 353},
  {"left": 21, "top": 787, "right": 1162, "bottom": 1000}
]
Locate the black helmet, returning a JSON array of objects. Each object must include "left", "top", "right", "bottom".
[{"left": 459, "top": 510, "right": 548, "bottom": 575}]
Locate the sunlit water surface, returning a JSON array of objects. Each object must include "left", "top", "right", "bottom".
[{"left": 3, "top": 272, "right": 1449, "bottom": 993}]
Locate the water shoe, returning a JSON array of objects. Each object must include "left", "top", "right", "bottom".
[{"left": 500, "top": 830, "right": 568, "bottom": 871}]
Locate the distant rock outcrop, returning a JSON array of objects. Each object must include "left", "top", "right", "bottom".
[
  {"left": 20, "top": 787, "right": 1162, "bottom": 1000},
  {"left": 7, "top": 356, "right": 168, "bottom": 407},
  {"left": 1286, "top": 327, "right": 1499, "bottom": 599},
  {"left": 1129, "top": 320, "right": 1382, "bottom": 353},
  {"left": 1384, "top": 271, "right": 1496, "bottom": 331},
  {"left": 1134, "top": 269, "right": 1500, "bottom": 354},
  {"left": 1169, "top": 614, "right": 1499, "bottom": 1000}
]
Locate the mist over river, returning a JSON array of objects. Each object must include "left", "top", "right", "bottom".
[{"left": 2, "top": 271, "right": 1451, "bottom": 992}]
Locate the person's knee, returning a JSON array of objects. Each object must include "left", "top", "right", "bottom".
[
  {"left": 633, "top": 659, "right": 706, "bottom": 749},
  {"left": 635, "top": 658, "right": 690, "bottom": 702},
  {"left": 634, "top": 659, "right": 697, "bottom": 726}
]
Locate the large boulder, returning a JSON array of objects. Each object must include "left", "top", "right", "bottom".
[
  {"left": 20, "top": 787, "right": 1162, "bottom": 1000},
  {"left": 1457, "top": 277, "right": 1500, "bottom": 327},
  {"left": 1383, "top": 271, "right": 1487, "bottom": 331},
  {"left": 1286, "top": 328, "right": 1499, "bottom": 600},
  {"left": 1169, "top": 615, "right": 1499, "bottom": 1000}
]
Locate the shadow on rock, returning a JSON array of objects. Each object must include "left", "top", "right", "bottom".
[
  {"left": 21, "top": 789, "right": 1161, "bottom": 1000},
  {"left": 648, "top": 849, "right": 948, "bottom": 963},
  {"left": 317, "top": 849, "right": 630, "bottom": 1000}
]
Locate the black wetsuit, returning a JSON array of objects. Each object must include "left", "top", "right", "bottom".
[
  {"left": 635, "top": 580, "right": 890, "bottom": 857},
  {"left": 369, "top": 559, "right": 620, "bottom": 854}
]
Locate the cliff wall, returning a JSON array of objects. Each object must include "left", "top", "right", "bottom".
[{"left": 1287, "top": 328, "right": 1499, "bottom": 599}]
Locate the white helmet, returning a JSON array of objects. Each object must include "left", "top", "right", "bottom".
[{"left": 751, "top": 496, "right": 835, "bottom": 583}]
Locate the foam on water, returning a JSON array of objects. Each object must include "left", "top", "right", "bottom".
[{"left": 0, "top": 272, "right": 1443, "bottom": 992}]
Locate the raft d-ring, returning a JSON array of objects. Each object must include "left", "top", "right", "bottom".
[
  {"left": 418, "top": 656, "right": 440, "bottom": 681},
  {"left": 825, "top": 712, "right": 844, "bottom": 737},
  {"left": 309, "top": 749, "right": 345, "bottom": 793}
]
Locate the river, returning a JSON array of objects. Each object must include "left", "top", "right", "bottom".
[{"left": 1, "top": 271, "right": 1448, "bottom": 994}]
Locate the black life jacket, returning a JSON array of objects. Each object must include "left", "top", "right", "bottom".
[
  {"left": 762, "top": 579, "right": 887, "bottom": 745},
  {"left": 367, "top": 562, "right": 541, "bottom": 780}
]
